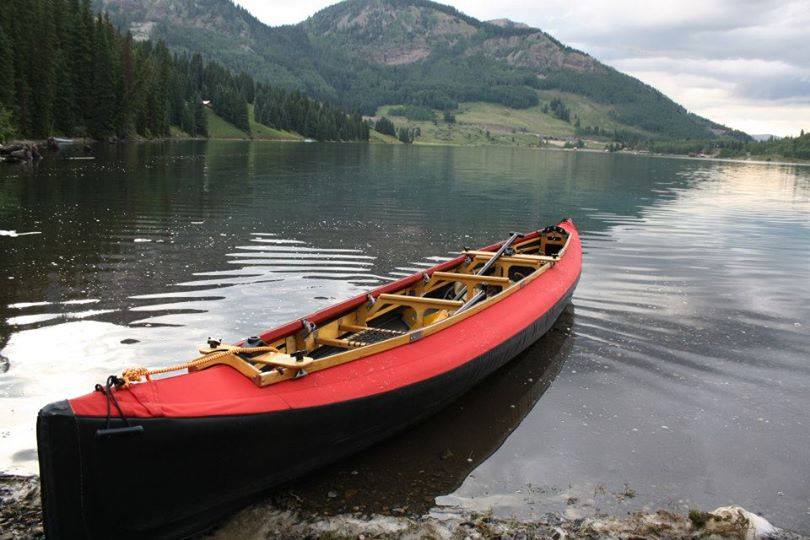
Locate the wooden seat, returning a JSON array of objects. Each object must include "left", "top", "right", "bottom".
[
  {"left": 464, "top": 250, "right": 558, "bottom": 264},
  {"left": 431, "top": 271, "right": 510, "bottom": 286},
  {"left": 430, "top": 271, "right": 510, "bottom": 301},
  {"left": 368, "top": 293, "right": 463, "bottom": 329},
  {"left": 375, "top": 293, "right": 463, "bottom": 310},
  {"left": 188, "top": 350, "right": 314, "bottom": 382},
  {"left": 251, "top": 352, "right": 316, "bottom": 368}
]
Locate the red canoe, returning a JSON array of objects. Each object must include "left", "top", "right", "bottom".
[{"left": 37, "top": 219, "right": 582, "bottom": 539}]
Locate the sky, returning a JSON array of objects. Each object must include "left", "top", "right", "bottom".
[{"left": 234, "top": 0, "right": 810, "bottom": 137}]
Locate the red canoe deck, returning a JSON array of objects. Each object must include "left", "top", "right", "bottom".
[{"left": 70, "top": 221, "right": 582, "bottom": 419}]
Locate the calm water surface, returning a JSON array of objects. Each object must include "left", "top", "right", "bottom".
[{"left": 1, "top": 142, "right": 808, "bottom": 531}]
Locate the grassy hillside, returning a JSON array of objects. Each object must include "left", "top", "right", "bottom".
[
  {"left": 453, "top": 102, "right": 575, "bottom": 138},
  {"left": 247, "top": 105, "right": 303, "bottom": 141},
  {"left": 369, "top": 129, "right": 401, "bottom": 144},
  {"left": 205, "top": 109, "right": 250, "bottom": 139},
  {"left": 377, "top": 103, "right": 606, "bottom": 149},
  {"left": 202, "top": 107, "right": 304, "bottom": 141},
  {"left": 536, "top": 91, "right": 652, "bottom": 137},
  {"left": 377, "top": 97, "right": 629, "bottom": 147}
]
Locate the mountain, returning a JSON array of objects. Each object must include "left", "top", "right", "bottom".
[
  {"left": 95, "top": 0, "right": 745, "bottom": 141},
  {"left": 487, "top": 19, "right": 531, "bottom": 30},
  {"left": 93, "top": 0, "right": 336, "bottom": 97}
]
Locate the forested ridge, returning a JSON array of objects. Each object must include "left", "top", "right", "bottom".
[
  {"left": 3, "top": 0, "right": 801, "bottom": 154},
  {"left": 254, "top": 86, "right": 369, "bottom": 142},
  {"left": 643, "top": 131, "right": 810, "bottom": 160},
  {"left": 93, "top": 0, "right": 744, "bottom": 141},
  {"left": 0, "top": 0, "right": 368, "bottom": 143}
]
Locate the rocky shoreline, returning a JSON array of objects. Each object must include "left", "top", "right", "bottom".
[
  {"left": 1, "top": 474, "right": 804, "bottom": 539},
  {"left": 0, "top": 143, "right": 43, "bottom": 164},
  {"left": 0, "top": 476, "right": 43, "bottom": 539}
]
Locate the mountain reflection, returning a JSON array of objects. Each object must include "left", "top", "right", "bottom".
[{"left": 264, "top": 307, "right": 575, "bottom": 516}]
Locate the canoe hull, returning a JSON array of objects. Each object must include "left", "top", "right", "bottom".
[{"left": 38, "top": 280, "right": 576, "bottom": 539}]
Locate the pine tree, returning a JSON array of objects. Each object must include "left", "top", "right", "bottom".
[
  {"left": 190, "top": 54, "right": 204, "bottom": 94},
  {"left": 0, "top": 5, "right": 13, "bottom": 143},
  {"left": 71, "top": 0, "right": 95, "bottom": 132},
  {"left": 117, "top": 32, "right": 135, "bottom": 136},
  {"left": 30, "top": 0, "right": 57, "bottom": 137},
  {"left": 0, "top": 105, "right": 13, "bottom": 143},
  {"left": 180, "top": 101, "right": 195, "bottom": 135},
  {"left": 9, "top": 0, "right": 33, "bottom": 136},
  {"left": 375, "top": 116, "right": 396, "bottom": 137},
  {"left": 52, "top": 0, "right": 77, "bottom": 135},
  {"left": 193, "top": 93, "right": 207, "bottom": 137},
  {"left": 0, "top": 26, "right": 14, "bottom": 110},
  {"left": 52, "top": 49, "right": 76, "bottom": 135},
  {"left": 0, "top": 26, "right": 14, "bottom": 109},
  {"left": 89, "top": 15, "right": 116, "bottom": 138},
  {"left": 151, "top": 41, "right": 171, "bottom": 136},
  {"left": 167, "top": 54, "right": 186, "bottom": 128}
]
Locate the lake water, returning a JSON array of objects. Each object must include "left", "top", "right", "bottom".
[{"left": 1, "top": 142, "right": 808, "bottom": 532}]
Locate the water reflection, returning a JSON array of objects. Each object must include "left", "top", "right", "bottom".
[{"left": 265, "top": 307, "right": 575, "bottom": 516}]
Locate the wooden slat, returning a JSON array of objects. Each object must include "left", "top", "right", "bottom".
[
  {"left": 339, "top": 324, "right": 405, "bottom": 336},
  {"left": 464, "top": 250, "right": 558, "bottom": 263},
  {"left": 250, "top": 352, "right": 315, "bottom": 369},
  {"left": 508, "top": 253, "right": 560, "bottom": 263},
  {"left": 514, "top": 236, "right": 541, "bottom": 249},
  {"left": 316, "top": 336, "right": 367, "bottom": 349},
  {"left": 467, "top": 254, "right": 542, "bottom": 268},
  {"left": 431, "top": 271, "right": 510, "bottom": 287},
  {"left": 376, "top": 293, "right": 463, "bottom": 310}
]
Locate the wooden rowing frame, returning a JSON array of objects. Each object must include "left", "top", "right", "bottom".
[{"left": 173, "top": 227, "right": 572, "bottom": 387}]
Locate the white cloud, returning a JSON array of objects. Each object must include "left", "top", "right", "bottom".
[
  {"left": 234, "top": 0, "right": 810, "bottom": 136},
  {"left": 233, "top": 0, "right": 342, "bottom": 26}
]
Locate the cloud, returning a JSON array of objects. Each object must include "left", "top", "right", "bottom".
[
  {"left": 233, "top": 0, "right": 342, "bottom": 26},
  {"left": 235, "top": 0, "right": 810, "bottom": 136},
  {"left": 613, "top": 56, "right": 810, "bottom": 102}
]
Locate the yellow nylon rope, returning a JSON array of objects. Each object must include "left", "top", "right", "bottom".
[{"left": 121, "top": 345, "right": 279, "bottom": 386}]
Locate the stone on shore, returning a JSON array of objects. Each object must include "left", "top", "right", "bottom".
[
  {"left": 0, "top": 143, "right": 42, "bottom": 164},
  {"left": 0, "top": 474, "right": 803, "bottom": 540}
]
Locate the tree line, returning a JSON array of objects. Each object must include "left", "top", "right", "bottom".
[
  {"left": 254, "top": 85, "right": 368, "bottom": 141},
  {"left": 643, "top": 131, "right": 810, "bottom": 160},
  {"left": 0, "top": 0, "right": 367, "bottom": 143},
  {"left": 0, "top": 0, "right": 175, "bottom": 140}
]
